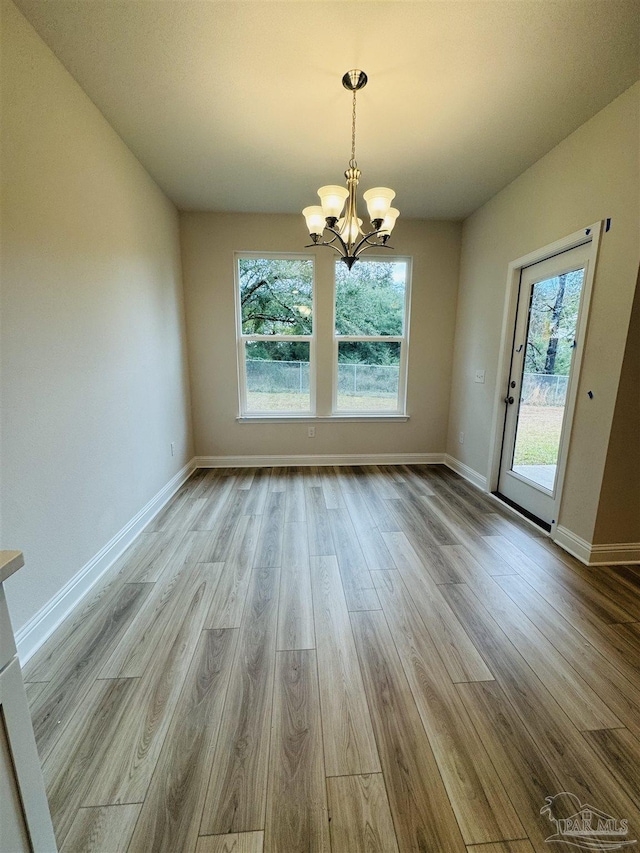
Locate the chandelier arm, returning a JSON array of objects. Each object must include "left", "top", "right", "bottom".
[
  {"left": 305, "top": 236, "right": 348, "bottom": 258},
  {"left": 354, "top": 234, "right": 395, "bottom": 258},
  {"left": 321, "top": 227, "right": 342, "bottom": 245},
  {"left": 324, "top": 225, "right": 351, "bottom": 257},
  {"left": 352, "top": 229, "right": 384, "bottom": 257},
  {"left": 358, "top": 242, "right": 395, "bottom": 256},
  {"left": 323, "top": 235, "right": 344, "bottom": 248},
  {"left": 305, "top": 241, "right": 347, "bottom": 258}
]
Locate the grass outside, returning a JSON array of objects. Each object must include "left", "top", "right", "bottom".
[
  {"left": 246, "top": 391, "right": 397, "bottom": 413},
  {"left": 513, "top": 405, "right": 564, "bottom": 466}
]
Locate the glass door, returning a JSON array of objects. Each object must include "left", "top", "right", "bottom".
[{"left": 497, "top": 242, "right": 591, "bottom": 527}]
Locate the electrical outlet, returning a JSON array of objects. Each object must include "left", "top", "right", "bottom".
[
  {"left": 170, "top": 442, "right": 175, "bottom": 456},
  {"left": 459, "top": 431, "right": 464, "bottom": 444},
  {"left": 308, "top": 426, "right": 316, "bottom": 438},
  {"left": 475, "top": 370, "right": 486, "bottom": 384}
]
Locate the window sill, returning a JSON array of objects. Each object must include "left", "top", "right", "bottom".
[{"left": 237, "top": 414, "right": 409, "bottom": 424}]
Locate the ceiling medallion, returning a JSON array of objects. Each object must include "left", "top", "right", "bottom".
[{"left": 302, "top": 70, "right": 399, "bottom": 270}]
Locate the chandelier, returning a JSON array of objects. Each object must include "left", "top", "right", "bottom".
[{"left": 302, "top": 70, "right": 399, "bottom": 270}]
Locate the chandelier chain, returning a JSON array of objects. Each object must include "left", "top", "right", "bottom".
[{"left": 350, "top": 88, "right": 357, "bottom": 168}]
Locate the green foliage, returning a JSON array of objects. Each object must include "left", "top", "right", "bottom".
[
  {"left": 338, "top": 341, "right": 400, "bottom": 366},
  {"left": 336, "top": 259, "right": 406, "bottom": 365},
  {"left": 239, "top": 257, "right": 313, "bottom": 335},
  {"left": 524, "top": 269, "right": 583, "bottom": 376},
  {"left": 335, "top": 259, "right": 406, "bottom": 335},
  {"left": 245, "top": 340, "right": 309, "bottom": 363},
  {"left": 239, "top": 257, "right": 313, "bottom": 361},
  {"left": 238, "top": 256, "right": 407, "bottom": 366}
]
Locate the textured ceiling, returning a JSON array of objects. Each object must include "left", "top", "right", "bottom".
[{"left": 13, "top": 0, "right": 640, "bottom": 219}]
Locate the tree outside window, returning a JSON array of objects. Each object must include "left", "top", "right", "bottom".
[{"left": 235, "top": 254, "right": 411, "bottom": 417}]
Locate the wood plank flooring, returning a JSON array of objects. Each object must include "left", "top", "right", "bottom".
[{"left": 23, "top": 465, "right": 640, "bottom": 852}]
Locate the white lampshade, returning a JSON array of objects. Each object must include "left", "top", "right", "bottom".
[
  {"left": 317, "top": 185, "right": 349, "bottom": 219},
  {"left": 379, "top": 207, "right": 399, "bottom": 236},
  {"left": 302, "top": 205, "right": 326, "bottom": 236},
  {"left": 363, "top": 187, "right": 395, "bottom": 222},
  {"left": 338, "top": 216, "right": 363, "bottom": 244}
]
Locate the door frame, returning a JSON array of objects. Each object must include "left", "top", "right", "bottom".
[{"left": 487, "top": 221, "right": 603, "bottom": 537}]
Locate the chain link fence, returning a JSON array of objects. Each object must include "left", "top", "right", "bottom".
[
  {"left": 246, "top": 359, "right": 310, "bottom": 393},
  {"left": 337, "top": 363, "right": 399, "bottom": 398},
  {"left": 246, "top": 362, "right": 565, "bottom": 405},
  {"left": 246, "top": 360, "right": 399, "bottom": 397},
  {"left": 521, "top": 373, "right": 569, "bottom": 406}
]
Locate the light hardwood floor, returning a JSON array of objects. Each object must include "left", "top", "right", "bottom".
[{"left": 24, "top": 465, "right": 640, "bottom": 853}]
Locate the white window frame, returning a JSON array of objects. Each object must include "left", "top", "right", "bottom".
[
  {"left": 235, "top": 252, "right": 316, "bottom": 418},
  {"left": 332, "top": 256, "right": 412, "bottom": 416}
]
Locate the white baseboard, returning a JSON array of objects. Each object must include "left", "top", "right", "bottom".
[
  {"left": 553, "top": 526, "right": 594, "bottom": 564},
  {"left": 195, "top": 453, "right": 445, "bottom": 468},
  {"left": 15, "top": 459, "right": 196, "bottom": 664},
  {"left": 588, "top": 542, "right": 640, "bottom": 565},
  {"left": 443, "top": 454, "right": 488, "bottom": 491},
  {"left": 553, "top": 526, "right": 640, "bottom": 566}
]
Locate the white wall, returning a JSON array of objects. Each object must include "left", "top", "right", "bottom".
[
  {"left": 447, "top": 83, "right": 640, "bottom": 544},
  {"left": 0, "top": 0, "right": 193, "bottom": 632},
  {"left": 180, "top": 212, "right": 461, "bottom": 460}
]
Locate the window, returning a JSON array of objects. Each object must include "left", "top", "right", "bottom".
[
  {"left": 236, "top": 255, "right": 315, "bottom": 415},
  {"left": 235, "top": 254, "right": 411, "bottom": 419},
  {"left": 334, "top": 258, "right": 411, "bottom": 414}
]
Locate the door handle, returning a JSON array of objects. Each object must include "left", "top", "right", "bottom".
[{"left": 505, "top": 396, "right": 515, "bottom": 405}]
